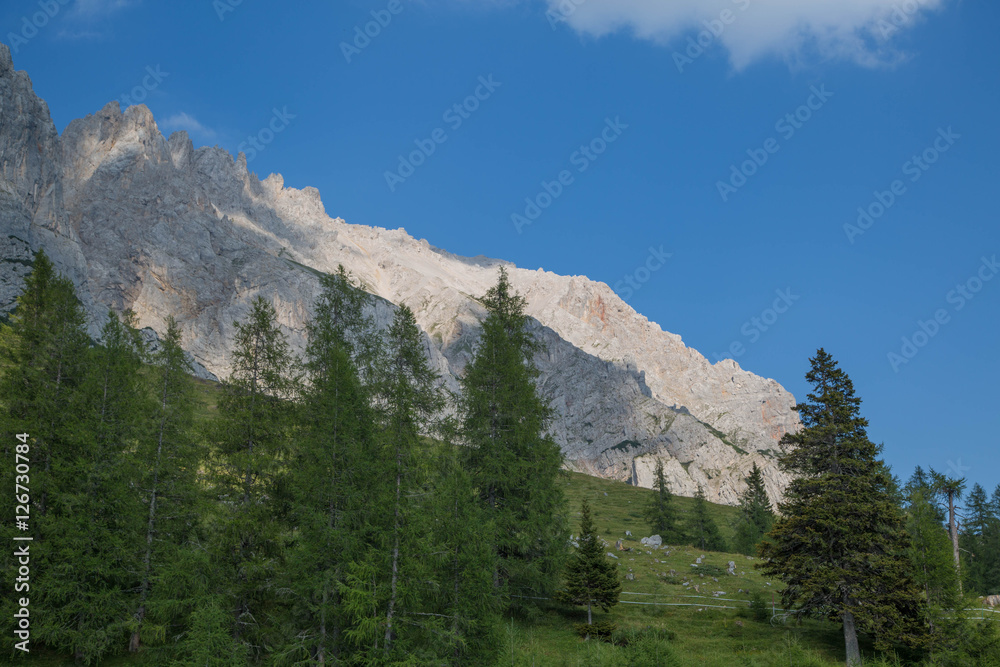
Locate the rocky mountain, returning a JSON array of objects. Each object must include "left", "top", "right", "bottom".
[{"left": 0, "top": 43, "right": 799, "bottom": 506}]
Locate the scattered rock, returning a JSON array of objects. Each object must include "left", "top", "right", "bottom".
[
  {"left": 640, "top": 535, "right": 663, "bottom": 548},
  {"left": 727, "top": 561, "right": 736, "bottom": 576}
]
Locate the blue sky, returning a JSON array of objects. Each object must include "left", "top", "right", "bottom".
[{"left": 4, "top": 0, "right": 998, "bottom": 494}]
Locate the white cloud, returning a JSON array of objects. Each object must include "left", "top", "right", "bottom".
[
  {"left": 161, "top": 112, "right": 216, "bottom": 141},
  {"left": 70, "top": 0, "right": 136, "bottom": 17},
  {"left": 546, "top": 0, "right": 947, "bottom": 69}
]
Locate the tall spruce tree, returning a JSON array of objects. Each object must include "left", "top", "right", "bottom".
[
  {"left": 128, "top": 317, "right": 203, "bottom": 654},
  {"left": 685, "top": 486, "right": 727, "bottom": 552},
  {"left": 459, "top": 267, "right": 568, "bottom": 604},
  {"left": 209, "top": 296, "right": 297, "bottom": 659},
  {"left": 278, "top": 269, "right": 379, "bottom": 665},
  {"left": 40, "top": 311, "right": 149, "bottom": 662},
  {"left": 758, "top": 349, "right": 925, "bottom": 666},
  {"left": 732, "top": 463, "right": 775, "bottom": 556},
  {"left": 557, "top": 499, "right": 621, "bottom": 630},
  {"left": 644, "top": 458, "right": 680, "bottom": 542}
]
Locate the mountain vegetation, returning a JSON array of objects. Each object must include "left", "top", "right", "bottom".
[{"left": 0, "top": 258, "right": 998, "bottom": 666}]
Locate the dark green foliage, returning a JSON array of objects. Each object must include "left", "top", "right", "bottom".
[
  {"left": 731, "top": 463, "right": 775, "bottom": 556},
  {"left": 33, "top": 310, "right": 149, "bottom": 663},
  {"left": 961, "top": 483, "right": 1000, "bottom": 596},
  {"left": 572, "top": 621, "right": 617, "bottom": 640},
  {"left": 758, "top": 349, "right": 925, "bottom": 664},
  {"left": 372, "top": 304, "right": 445, "bottom": 658},
  {"left": 558, "top": 500, "right": 622, "bottom": 627},
  {"left": 644, "top": 458, "right": 680, "bottom": 542},
  {"left": 129, "top": 317, "right": 206, "bottom": 655},
  {"left": 929, "top": 468, "right": 966, "bottom": 592},
  {"left": 423, "top": 442, "right": 501, "bottom": 664},
  {"left": 0, "top": 252, "right": 93, "bottom": 659},
  {"left": 459, "top": 267, "right": 568, "bottom": 604},
  {"left": 906, "top": 488, "right": 961, "bottom": 649},
  {"left": 208, "top": 296, "right": 298, "bottom": 658},
  {"left": 277, "top": 268, "right": 380, "bottom": 664},
  {"left": 685, "top": 487, "right": 727, "bottom": 552},
  {"left": 173, "top": 595, "right": 249, "bottom": 666}
]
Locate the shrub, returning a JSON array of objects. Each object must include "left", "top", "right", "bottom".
[{"left": 573, "top": 621, "right": 616, "bottom": 640}]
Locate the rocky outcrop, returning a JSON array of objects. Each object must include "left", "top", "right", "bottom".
[{"left": 0, "top": 42, "right": 799, "bottom": 505}]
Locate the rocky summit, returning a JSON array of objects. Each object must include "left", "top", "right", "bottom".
[{"left": 0, "top": 42, "right": 799, "bottom": 506}]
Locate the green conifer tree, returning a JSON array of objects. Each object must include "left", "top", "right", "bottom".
[
  {"left": 685, "top": 486, "right": 727, "bottom": 552},
  {"left": 644, "top": 458, "right": 680, "bottom": 542},
  {"left": 374, "top": 304, "right": 445, "bottom": 658},
  {"left": 278, "top": 269, "right": 379, "bottom": 665},
  {"left": 129, "top": 317, "right": 204, "bottom": 654},
  {"left": 732, "top": 463, "right": 775, "bottom": 556},
  {"left": 758, "top": 349, "right": 925, "bottom": 666},
  {"left": 459, "top": 267, "right": 568, "bottom": 605},
  {"left": 0, "top": 252, "right": 92, "bottom": 656},
  {"left": 425, "top": 441, "right": 501, "bottom": 664},
  {"left": 962, "top": 483, "right": 1000, "bottom": 596},
  {"left": 209, "top": 296, "right": 297, "bottom": 659},
  {"left": 39, "top": 310, "right": 148, "bottom": 662},
  {"left": 906, "top": 488, "right": 960, "bottom": 638},
  {"left": 557, "top": 499, "right": 621, "bottom": 630}
]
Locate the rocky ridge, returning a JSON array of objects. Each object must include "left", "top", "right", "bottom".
[{"left": 0, "top": 43, "right": 799, "bottom": 505}]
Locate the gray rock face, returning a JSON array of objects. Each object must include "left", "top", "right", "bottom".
[{"left": 0, "top": 42, "right": 800, "bottom": 505}]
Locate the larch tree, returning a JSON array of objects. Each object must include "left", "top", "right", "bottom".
[
  {"left": 376, "top": 304, "right": 444, "bottom": 657},
  {"left": 929, "top": 468, "right": 966, "bottom": 594},
  {"left": 209, "top": 296, "right": 298, "bottom": 659},
  {"left": 42, "top": 310, "right": 149, "bottom": 662},
  {"left": 129, "top": 316, "right": 203, "bottom": 654},
  {"left": 279, "top": 268, "right": 380, "bottom": 665},
  {"left": 905, "top": 488, "right": 960, "bottom": 641},
  {"left": 758, "top": 349, "right": 925, "bottom": 666}
]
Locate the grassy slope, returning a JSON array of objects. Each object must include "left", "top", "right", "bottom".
[{"left": 508, "top": 470, "right": 878, "bottom": 667}]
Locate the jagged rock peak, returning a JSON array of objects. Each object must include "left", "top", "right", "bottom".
[{"left": 0, "top": 40, "right": 801, "bottom": 505}]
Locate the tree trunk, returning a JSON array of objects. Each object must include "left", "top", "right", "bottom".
[
  {"left": 385, "top": 441, "right": 403, "bottom": 653},
  {"left": 132, "top": 368, "right": 171, "bottom": 653},
  {"left": 842, "top": 609, "right": 862, "bottom": 666},
  {"left": 947, "top": 491, "right": 962, "bottom": 594}
]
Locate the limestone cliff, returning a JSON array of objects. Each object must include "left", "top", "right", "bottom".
[{"left": 0, "top": 43, "right": 799, "bottom": 505}]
